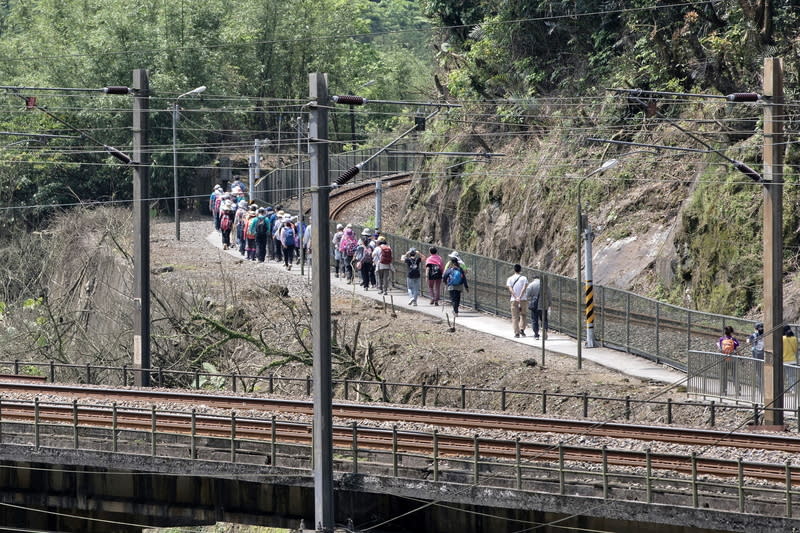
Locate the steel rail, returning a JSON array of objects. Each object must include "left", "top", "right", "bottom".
[
  {"left": 1, "top": 399, "right": 797, "bottom": 483},
  {"left": 1, "top": 382, "right": 797, "bottom": 453}
]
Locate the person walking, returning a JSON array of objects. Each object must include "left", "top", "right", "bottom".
[
  {"left": 784, "top": 326, "right": 798, "bottom": 365},
  {"left": 355, "top": 229, "right": 374, "bottom": 290},
  {"left": 443, "top": 253, "right": 468, "bottom": 317},
  {"left": 507, "top": 264, "right": 528, "bottom": 338},
  {"left": 280, "top": 217, "right": 297, "bottom": 270},
  {"left": 332, "top": 224, "right": 344, "bottom": 277},
  {"left": 219, "top": 198, "right": 236, "bottom": 250},
  {"left": 746, "top": 322, "right": 765, "bottom": 360},
  {"left": 401, "top": 247, "right": 424, "bottom": 305},
  {"left": 339, "top": 226, "right": 358, "bottom": 283},
  {"left": 253, "top": 208, "right": 270, "bottom": 263},
  {"left": 425, "top": 247, "right": 444, "bottom": 306},
  {"left": 525, "top": 274, "right": 549, "bottom": 339},
  {"left": 374, "top": 236, "right": 393, "bottom": 295},
  {"left": 717, "top": 325, "right": 739, "bottom": 396},
  {"left": 717, "top": 325, "right": 740, "bottom": 355}
]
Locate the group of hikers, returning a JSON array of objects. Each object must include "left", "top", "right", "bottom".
[
  {"left": 330, "top": 224, "right": 475, "bottom": 318},
  {"left": 210, "top": 184, "right": 311, "bottom": 269},
  {"left": 210, "top": 183, "right": 553, "bottom": 337},
  {"left": 717, "top": 323, "right": 798, "bottom": 364}
]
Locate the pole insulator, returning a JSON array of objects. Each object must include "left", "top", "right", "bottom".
[
  {"left": 726, "top": 92, "right": 760, "bottom": 102},
  {"left": 332, "top": 95, "right": 366, "bottom": 106},
  {"left": 103, "top": 86, "right": 132, "bottom": 95},
  {"left": 734, "top": 161, "right": 762, "bottom": 182},
  {"left": 335, "top": 165, "right": 361, "bottom": 186}
]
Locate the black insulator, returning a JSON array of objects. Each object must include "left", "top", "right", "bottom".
[
  {"left": 103, "top": 86, "right": 132, "bottom": 95},
  {"left": 333, "top": 95, "right": 366, "bottom": 105},
  {"left": 335, "top": 166, "right": 361, "bottom": 186},
  {"left": 734, "top": 161, "right": 762, "bottom": 182},
  {"left": 105, "top": 145, "right": 133, "bottom": 165},
  {"left": 726, "top": 92, "right": 760, "bottom": 102}
]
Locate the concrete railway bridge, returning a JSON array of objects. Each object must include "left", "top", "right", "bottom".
[{"left": 1, "top": 407, "right": 799, "bottom": 533}]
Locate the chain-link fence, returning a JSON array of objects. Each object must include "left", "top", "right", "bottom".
[{"left": 266, "top": 148, "right": 797, "bottom": 373}]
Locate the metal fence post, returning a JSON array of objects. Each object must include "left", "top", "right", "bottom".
[
  {"left": 34, "top": 398, "right": 40, "bottom": 449},
  {"left": 112, "top": 402, "right": 118, "bottom": 452},
  {"left": 72, "top": 399, "right": 79, "bottom": 449},
  {"left": 473, "top": 434, "right": 480, "bottom": 484},
  {"left": 625, "top": 292, "right": 631, "bottom": 352},
  {"left": 191, "top": 408, "right": 197, "bottom": 460},
  {"left": 151, "top": 405, "right": 157, "bottom": 457},
  {"left": 433, "top": 430, "right": 439, "bottom": 482},
  {"left": 352, "top": 422, "right": 358, "bottom": 474},
  {"left": 392, "top": 425, "right": 398, "bottom": 477},
  {"left": 230, "top": 411, "right": 237, "bottom": 463},
  {"left": 516, "top": 437, "right": 522, "bottom": 489}
]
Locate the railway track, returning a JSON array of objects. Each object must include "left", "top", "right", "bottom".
[
  {"left": 0, "top": 389, "right": 797, "bottom": 484},
  {"left": 2, "top": 381, "right": 797, "bottom": 454},
  {"left": 328, "top": 172, "right": 412, "bottom": 220}
]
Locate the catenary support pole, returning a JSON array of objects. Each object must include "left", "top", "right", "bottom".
[
  {"left": 309, "top": 72, "right": 334, "bottom": 532},
  {"left": 583, "top": 221, "right": 596, "bottom": 347},
  {"left": 763, "top": 57, "right": 784, "bottom": 426},
  {"left": 298, "top": 118, "right": 306, "bottom": 276},
  {"left": 375, "top": 179, "right": 383, "bottom": 231},
  {"left": 132, "top": 69, "right": 150, "bottom": 387}
]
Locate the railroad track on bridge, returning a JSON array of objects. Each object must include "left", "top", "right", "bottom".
[{"left": 2, "top": 381, "right": 797, "bottom": 457}]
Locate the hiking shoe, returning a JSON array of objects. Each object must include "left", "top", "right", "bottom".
[
  {"left": 534, "top": 335, "right": 540, "bottom": 339},
  {"left": 514, "top": 333, "right": 520, "bottom": 338},
  {"left": 520, "top": 331, "right": 526, "bottom": 337}
]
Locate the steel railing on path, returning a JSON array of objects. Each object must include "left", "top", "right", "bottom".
[{"left": 688, "top": 350, "right": 800, "bottom": 410}]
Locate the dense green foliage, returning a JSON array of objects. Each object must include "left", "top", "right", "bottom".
[
  {"left": 0, "top": 0, "right": 433, "bottom": 230},
  {"left": 423, "top": 0, "right": 800, "bottom": 100}
]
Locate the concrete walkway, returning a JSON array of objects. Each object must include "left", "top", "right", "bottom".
[{"left": 207, "top": 233, "right": 685, "bottom": 385}]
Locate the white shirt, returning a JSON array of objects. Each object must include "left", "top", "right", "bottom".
[{"left": 507, "top": 274, "right": 528, "bottom": 301}]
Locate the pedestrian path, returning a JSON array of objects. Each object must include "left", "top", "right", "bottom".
[{"left": 207, "top": 232, "right": 685, "bottom": 385}]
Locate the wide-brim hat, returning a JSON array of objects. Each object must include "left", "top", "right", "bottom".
[{"left": 361, "top": 228, "right": 372, "bottom": 236}]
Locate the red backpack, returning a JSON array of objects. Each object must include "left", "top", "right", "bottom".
[{"left": 379, "top": 244, "right": 393, "bottom": 265}]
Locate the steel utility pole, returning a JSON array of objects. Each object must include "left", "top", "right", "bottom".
[
  {"left": 762, "top": 57, "right": 784, "bottom": 426},
  {"left": 132, "top": 69, "right": 150, "bottom": 387},
  {"left": 308, "top": 72, "right": 334, "bottom": 532}
]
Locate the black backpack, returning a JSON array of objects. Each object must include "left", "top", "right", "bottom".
[{"left": 255, "top": 217, "right": 269, "bottom": 237}]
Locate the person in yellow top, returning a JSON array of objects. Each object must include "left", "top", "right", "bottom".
[{"left": 783, "top": 325, "right": 798, "bottom": 365}]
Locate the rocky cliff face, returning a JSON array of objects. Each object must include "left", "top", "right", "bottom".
[{"left": 399, "top": 115, "right": 800, "bottom": 321}]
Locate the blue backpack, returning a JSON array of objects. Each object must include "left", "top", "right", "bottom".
[
  {"left": 448, "top": 268, "right": 464, "bottom": 286},
  {"left": 282, "top": 227, "right": 296, "bottom": 247}
]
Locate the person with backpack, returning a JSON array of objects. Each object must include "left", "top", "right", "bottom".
[
  {"left": 234, "top": 200, "right": 249, "bottom": 256},
  {"left": 332, "top": 224, "right": 344, "bottom": 277},
  {"left": 253, "top": 208, "right": 271, "bottom": 263},
  {"left": 425, "top": 247, "right": 444, "bottom": 306},
  {"left": 401, "top": 247, "right": 425, "bottom": 306},
  {"left": 265, "top": 207, "right": 278, "bottom": 260},
  {"left": 280, "top": 217, "right": 297, "bottom": 270},
  {"left": 339, "top": 226, "right": 358, "bottom": 283},
  {"left": 273, "top": 210, "right": 286, "bottom": 263},
  {"left": 244, "top": 204, "right": 259, "bottom": 260},
  {"left": 525, "top": 274, "right": 549, "bottom": 339},
  {"left": 374, "top": 236, "right": 393, "bottom": 295},
  {"left": 209, "top": 185, "right": 222, "bottom": 230},
  {"left": 443, "top": 253, "right": 468, "bottom": 317},
  {"left": 507, "top": 264, "right": 529, "bottom": 338},
  {"left": 355, "top": 228, "right": 374, "bottom": 290},
  {"left": 219, "top": 199, "right": 236, "bottom": 250},
  {"left": 717, "top": 326, "right": 739, "bottom": 355},
  {"left": 746, "top": 322, "right": 765, "bottom": 360}
]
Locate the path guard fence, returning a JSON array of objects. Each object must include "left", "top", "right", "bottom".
[
  {"left": 265, "top": 148, "right": 797, "bottom": 376},
  {"left": 687, "top": 350, "right": 800, "bottom": 409}
]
